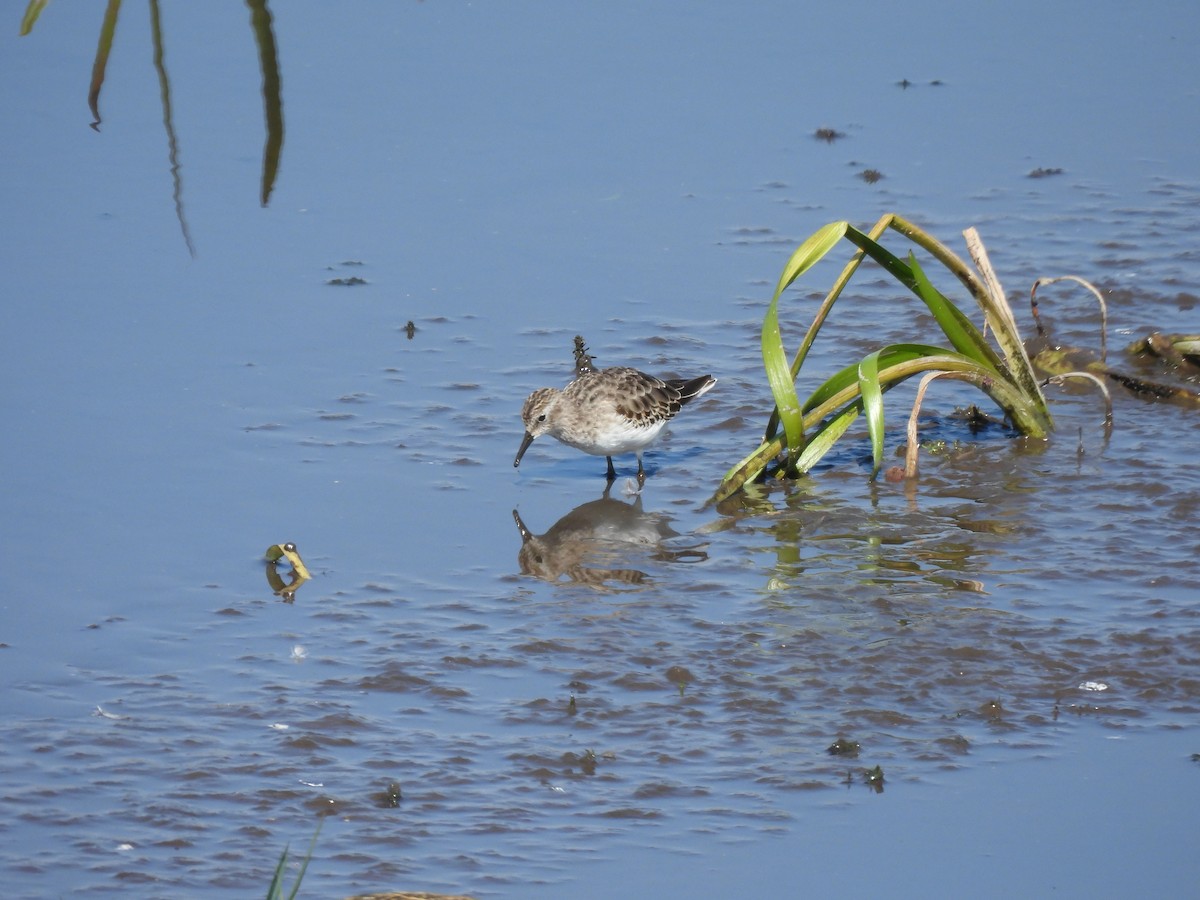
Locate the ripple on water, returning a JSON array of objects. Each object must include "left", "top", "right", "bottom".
[{"left": 6, "top": 186, "right": 1200, "bottom": 897}]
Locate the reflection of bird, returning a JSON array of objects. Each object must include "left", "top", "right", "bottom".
[
  {"left": 514, "top": 336, "right": 716, "bottom": 481},
  {"left": 512, "top": 493, "right": 706, "bottom": 586},
  {"left": 264, "top": 542, "right": 311, "bottom": 602}
]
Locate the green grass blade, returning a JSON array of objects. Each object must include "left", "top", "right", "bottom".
[
  {"left": 838, "top": 225, "right": 1003, "bottom": 371},
  {"left": 793, "top": 402, "right": 859, "bottom": 475},
  {"left": 714, "top": 434, "right": 787, "bottom": 503},
  {"left": 266, "top": 843, "right": 290, "bottom": 900},
  {"left": 761, "top": 221, "right": 848, "bottom": 470},
  {"left": 761, "top": 308, "right": 800, "bottom": 461},
  {"left": 797, "top": 349, "right": 1020, "bottom": 480},
  {"left": 763, "top": 220, "right": 861, "bottom": 445},
  {"left": 773, "top": 221, "right": 848, "bottom": 298},
  {"left": 800, "top": 350, "right": 1004, "bottom": 429},
  {"left": 906, "top": 251, "right": 1005, "bottom": 373},
  {"left": 719, "top": 215, "right": 1062, "bottom": 500},
  {"left": 858, "top": 350, "right": 885, "bottom": 480},
  {"left": 803, "top": 343, "right": 948, "bottom": 413},
  {"left": 715, "top": 345, "right": 1047, "bottom": 502},
  {"left": 285, "top": 817, "right": 324, "bottom": 900},
  {"left": 885, "top": 214, "right": 993, "bottom": 309},
  {"left": 20, "top": 0, "right": 50, "bottom": 35},
  {"left": 265, "top": 817, "right": 324, "bottom": 900}
]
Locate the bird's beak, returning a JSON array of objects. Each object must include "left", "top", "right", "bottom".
[{"left": 513, "top": 431, "right": 535, "bottom": 468}]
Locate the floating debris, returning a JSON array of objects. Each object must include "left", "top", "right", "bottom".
[
  {"left": 979, "top": 699, "right": 1005, "bottom": 720},
  {"left": 1031, "top": 282, "right": 1200, "bottom": 408},
  {"left": 827, "top": 737, "right": 862, "bottom": 757},
  {"left": 1127, "top": 332, "right": 1200, "bottom": 376},
  {"left": 265, "top": 542, "right": 312, "bottom": 600},
  {"left": 374, "top": 780, "right": 402, "bottom": 808}
]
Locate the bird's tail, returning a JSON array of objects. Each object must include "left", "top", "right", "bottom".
[
  {"left": 669, "top": 374, "right": 717, "bottom": 404},
  {"left": 573, "top": 335, "right": 598, "bottom": 376}
]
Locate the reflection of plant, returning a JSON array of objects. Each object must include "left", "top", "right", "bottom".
[
  {"left": 147, "top": 0, "right": 195, "bottom": 256},
  {"left": 247, "top": 0, "right": 284, "bottom": 206},
  {"left": 716, "top": 214, "right": 1055, "bottom": 502},
  {"left": 21, "top": 0, "right": 130, "bottom": 130},
  {"left": 19, "top": 0, "right": 285, "bottom": 252}
]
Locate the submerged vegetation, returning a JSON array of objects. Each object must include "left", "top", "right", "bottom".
[
  {"left": 715, "top": 213, "right": 1058, "bottom": 502},
  {"left": 1029, "top": 277, "right": 1200, "bottom": 408}
]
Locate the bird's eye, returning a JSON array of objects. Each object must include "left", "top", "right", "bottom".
[{"left": 537, "top": 414, "right": 547, "bottom": 422}]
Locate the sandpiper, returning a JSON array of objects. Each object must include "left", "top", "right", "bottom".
[{"left": 513, "top": 336, "right": 716, "bottom": 481}]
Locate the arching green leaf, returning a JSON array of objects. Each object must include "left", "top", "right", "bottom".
[
  {"left": 858, "top": 350, "right": 885, "bottom": 480},
  {"left": 761, "top": 221, "right": 847, "bottom": 470}
]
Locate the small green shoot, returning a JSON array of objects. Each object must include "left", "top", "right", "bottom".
[{"left": 267, "top": 817, "right": 324, "bottom": 900}]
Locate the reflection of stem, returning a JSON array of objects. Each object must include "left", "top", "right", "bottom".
[
  {"left": 148, "top": 0, "right": 196, "bottom": 257},
  {"left": 246, "top": 0, "right": 284, "bottom": 207},
  {"left": 89, "top": 0, "right": 122, "bottom": 130}
]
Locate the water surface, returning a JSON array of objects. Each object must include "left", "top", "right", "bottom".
[{"left": 2, "top": 2, "right": 1198, "bottom": 897}]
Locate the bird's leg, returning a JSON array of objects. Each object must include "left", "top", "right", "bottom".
[
  {"left": 606, "top": 456, "right": 617, "bottom": 481},
  {"left": 636, "top": 454, "right": 646, "bottom": 483}
]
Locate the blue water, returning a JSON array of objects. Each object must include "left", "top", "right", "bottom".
[{"left": 2, "top": 2, "right": 1199, "bottom": 897}]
